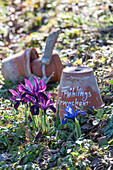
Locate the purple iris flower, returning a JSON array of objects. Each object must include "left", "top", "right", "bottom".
[
  {"left": 21, "top": 78, "right": 46, "bottom": 102},
  {"left": 28, "top": 92, "right": 56, "bottom": 115},
  {"left": 21, "top": 77, "right": 56, "bottom": 115},
  {"left": 20, "top": 77, "right": 48, "bottom": 115},
  {"left": 8, "top": 77, "right": 41, "bottom": 110},
  {"left": 38, "top": 92, "right": 56, "bottom": 114},
  {"left": 62, "top": 103, "right": 86, "bottom": 124},
  {"left": 9, "top": 84, "right": 27, "bottom": 110},
  {"left": 30, "top": 104, "right": 40, "bottom": 115},
  {"left": 9, "top": 77, "right": 56, "bottom": 115}
]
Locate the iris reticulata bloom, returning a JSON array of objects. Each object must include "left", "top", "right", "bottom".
[
  {"left": 9, "top": 85, "right": 28, "bottom": 110},
  {"left": 9, "top": 77, "right": 56, "bottom": 115},
  {"left": 62, "top": 103, "right": 86, "bottom": 124},
  {"left": 39, "top": 92, "right": 56, "bottom": 113}
]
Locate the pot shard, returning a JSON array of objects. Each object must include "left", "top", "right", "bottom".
[
  {"left": 56, "top": 66, "right": 104, "bottom": 117},
  {"left": 2, "top": 48, "right": 39, "bottom": 82}
]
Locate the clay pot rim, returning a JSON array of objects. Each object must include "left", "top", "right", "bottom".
[
  {"left": 24, "top": 47, "right": 39, "bottom": 78},
  {"left": 63, "top": 66, "right": 93, "bottom": 74}
]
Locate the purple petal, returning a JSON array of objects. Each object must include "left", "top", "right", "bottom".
[
  {"left": 9, "top": 96, "right": 16, "bottom": 101},
  {"left": 39, "top": 79, "right": 46, "bottom": 91},
  {"left": 24, "top": 96, "right": 35, "bottom": 104},
  {"left": 49, "top": 106, "right": 56, "bottom": 113},
  {"left": 33, "top": 76, "right": 39, "bottom": 87},
  {"left": 21, "top": 91, "right": 36, "bottom": 99},
  {"left": 22, "top": 99, "right": 27, "bottom": 103},
  {"left": 35, "top": 102, "right": 43, "bottom": 109},
  {"left": 19, "top": 83, "right": 26, "bottom": 90},
  {"left": 39, "top": 92, "right": 47, "bottom": 100},
  {"left": 39, "top": 79, "right": 43, "bottom": 87},
  {"left": 17, "top": 84, "right": 26, "bottom": 93},
  {"left": 14, "top": 101, "right": 20, "bottom": 110},
  {"left": 24, "top": 78, "right": 33, "bottom": 92},
  {"left": 46, "top": 99, "right": 51, "bottom": 106},
  {"left": 47, "top": 92, "right": 51, "bottom": 99},
  {"left": 21, "top": 92, "right": 27, "bottom": 98},
  {"left": 9, "top": 89, "right": 19, "bottom": 97},
  {"left": 33, "top": 86, "right": 36, "bottom": 94},
  {"left": 49, "top": 100, "right": 55, "bottom": 106},
  {"left": 30, "top": 105, "right": 39, "bottom": 115},
  {"left": 42, "top": 83, "right": 46, "bottom": 91}
]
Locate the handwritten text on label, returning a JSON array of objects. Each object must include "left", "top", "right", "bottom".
[{"left": 58, "top": 86, "right": 92, "bottom": 107}]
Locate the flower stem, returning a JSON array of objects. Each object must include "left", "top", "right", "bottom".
[
  {"left": 75, "top": 118, "right": 81, "bottom": 138},
  {"left": 25, "top": 110, "right": 31, "bottom": 130},
  {"left": 30, "top": 114, "right": 37, "bottom": 131},
  {"left": 44, "top": 112, "right": 46, "bottom": 132},
  {"left": 40, "top": 109, "right": 43, "bottom": 130},
  {"left": 56, "top": 103, "right": 60, "bottom": 128},
  {"left": 28, "top": 104, "right": 37, "bottom": 131}
]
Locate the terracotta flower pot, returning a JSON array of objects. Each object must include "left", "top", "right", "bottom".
[
  {"left": 2, "top": 47, "right": 39, "bottom": 82},
  {"left": 31, "top": 53, "right": 63, "bottom": 82},
  {"left": 2, "top": 49, "right": 63, "bottom": 83},
  {"left": 56, "top": 66, "right": 104, "bottom": 117}
]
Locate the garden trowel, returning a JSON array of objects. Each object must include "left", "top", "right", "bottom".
[{"left": 28, "top": 28, "right": 60, "bottom": 85}]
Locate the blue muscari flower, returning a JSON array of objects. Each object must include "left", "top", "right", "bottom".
[{"left": 62, "top": 103, "right": 86, "bottom": 124}]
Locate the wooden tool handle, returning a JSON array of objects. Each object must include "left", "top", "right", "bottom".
[{"left": 41, "top": 28, "right": 60, "bottom": 65}]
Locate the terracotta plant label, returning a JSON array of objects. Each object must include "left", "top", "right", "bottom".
[{"left": 56, "top": 66, "right": 104, "bottom": 117}]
